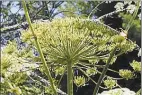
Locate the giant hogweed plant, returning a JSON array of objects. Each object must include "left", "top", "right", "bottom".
[
  {"left": 1, "top": 1, "right": 140, "bottom": 95},
  {"left": 21, "top": 6, "right": 136, "bottom": 95}
]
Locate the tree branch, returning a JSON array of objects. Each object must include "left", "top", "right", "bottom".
[{"left": 96, "top": 9, "right": 126, "bottom": 20}]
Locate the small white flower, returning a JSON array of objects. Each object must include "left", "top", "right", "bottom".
[
  {"left": 114, "top": 2, "right": 124, "bottom": 11},
  {"left": 124, "top": 1, "right": 132, "bottom": 5},
  {"left": 105, "top": 1, "right": 112, "bottom": 4},
  {"left": 126, "top": 5, "right": 136, "bottom": 14}
]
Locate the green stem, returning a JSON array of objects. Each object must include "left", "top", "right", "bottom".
[
  {"left": 88, "top": 1, "right": 105, "bottom": 19},
  {"left": 93, "top": 46, "right": 117, "bottom": 95},
  {"left": 125, "top": 1, "right": 140, "bottom": 32},
  {"left": 57, "top": 68, "right": 66, "bottom": 88},
  {"left": 77, "top": 67, "right": 107, "bottom": 89},
  {"left": 67, "top": 62, "right": 73, "bottom": 95},
  {"left": 7, "top": 81, "right": 21, "bottom": 95},
  {"left": 21, "top": 1, "right": 57, "bottom": 95}
]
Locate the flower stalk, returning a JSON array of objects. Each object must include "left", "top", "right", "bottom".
[
  {"left": 93, "top": 46, "right": 117, "bottom": 95},
  {"left": 21, "top": 1, "right": 57, "bottom": 95},
  {"left": 125, "top": 1, "right": 140, "bottom": 32},
  {"left": 67, "top": 62, "right": 73, "bottom": 95}
]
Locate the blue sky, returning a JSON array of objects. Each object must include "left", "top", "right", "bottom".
[{"left": 2, "top": 1, "right": 64, "bottom": 20}]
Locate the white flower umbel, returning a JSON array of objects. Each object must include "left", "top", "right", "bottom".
[
  {"left": 123, "top": 1, "right": 132, "bottom": 5},
  {"left": 126, "top": 5, "right": 136, "bottom": 14},
  {"left": 98, "top": 88, "right": 136, "bottom": 95},
  {"left": 114, "top": 2, "right": 124, "bottom": 11}
]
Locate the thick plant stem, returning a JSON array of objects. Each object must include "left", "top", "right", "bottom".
[
  {"left": 67, "top": 62, "right": 73, "bottom": 95},
  {"left": 21, "top": 1, "right": 58, "bottom": 95},
  {"left": 93, "top": 46, "right": 117, "bottom": 95}
]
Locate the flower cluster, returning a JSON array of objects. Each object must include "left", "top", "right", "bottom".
[
  {"left": 86, "top": 67, "right": 98, "bottom": 76},
  {"left": 98, "top": 88, "right": 136, "bottom": 95},
  {"left": 74, "top": 76, "right": 86, "bottom": 87},
  {"left": 2, "top": 41, "right": 17, "bottom": 54},
  {"left": 114, "top": 1, "right": 140, "bottom": 14},
  {"left": 54, "top": 66, "right": 65, "bottom": 76},
  {"left": 119, "top": 69, "right": 134, "bottom": 80},
  {"left": 130, "top": 60, "right": 141, "bottom": 72},
  {"left": 2, "top": 53, "right": 39, "bottom": 78},
  {"left": 22, "top": 18, "right": 136, "bottom": 66},
  {"left": 103, "top": 77, "right": 117, "bottom": 89},
  {"left": 114, "top": 2, "right": 124, "bottom": 11}
]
